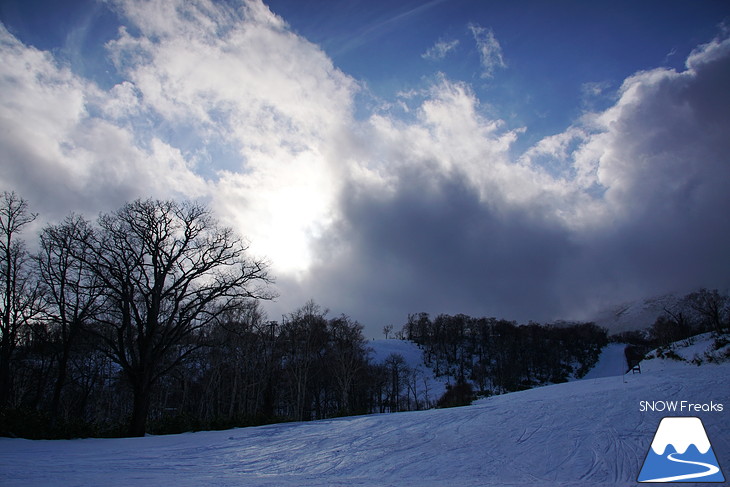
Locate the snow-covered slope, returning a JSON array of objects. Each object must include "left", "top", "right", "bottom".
[
  {"left": 644, "top": 332, "right": 730, "bottom": 364},
  {"left": 580, "top": 342, "right": 627, "bottom": 380},
  {"left": 368, "top": 338, "right": 449, "bottom": 402},
  {"left": 1, "top": 336, "right": 727, "bottom": 487},
  {"left": 367, "top": 338, "right": 427, "bottom": 365},
  {"left": 592, "top": 294, "right": 682, "bottom": 333}
]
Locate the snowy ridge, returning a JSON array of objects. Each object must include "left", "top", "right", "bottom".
[
  {"left": 592, "top": 294, "right": 681, "bottom": 332},
  {"left": 650, "top": 417, "right": 711, "bottom": 455}
]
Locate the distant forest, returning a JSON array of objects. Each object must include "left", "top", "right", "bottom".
[{"left": 1, "top": 191, "right": 728, "bottom": 439}]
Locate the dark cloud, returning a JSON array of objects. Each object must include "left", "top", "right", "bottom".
[
  {"left": 582, "top": 38, "right": 730, "bottom": 297},
  {"left": 273, "top": 37, "right": 730, "bottom": 336},
  {"left": 293, "top": 169, "right": 577, "bottom": 331}
]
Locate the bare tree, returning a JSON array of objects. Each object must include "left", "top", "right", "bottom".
[
  {"left": 328, "top": 315, "right": 368, "bottom": 415},
  {"left": 0, "top": 191, "right": 42, "bottom": 406},
  {"left": 384, "top": 353, "right": 407, "bottom": 412},
  {"left": 686, "top": 289, "right": 728, "bottom": 334},
  {"left": 201, "top": 299, "right": 273, "bottom": 423},
  {"left": 280, "top": 300, "right": 328, "bottom": 421},
  {"left": 36, "top": 214, "right": 101, "bottom": 421},
  {"left": 77, "top": 199, "right": 273, "bottom": 436},
  {"left": 661, "top": 303, "right": 693, "bottom": 341}
]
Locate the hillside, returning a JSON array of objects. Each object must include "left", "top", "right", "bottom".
[
  {"left": 579, "top": 342, "right": 628, "bottom": 380},
  {"left": 592, "top": 294, "right": 682, "bottom": 333},
  {"left": 368, "top": 338, "right": 449, "bottom": 404},
  {"left": 1, "top": 334, "right": 727, "bottom": 486}
]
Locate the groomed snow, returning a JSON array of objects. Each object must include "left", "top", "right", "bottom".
[
  {"left": 581, "top": 343, "right": 627, "bottom": 380},
  {"left": 1, "top": 337, "right": 727, "bottom": 486}
]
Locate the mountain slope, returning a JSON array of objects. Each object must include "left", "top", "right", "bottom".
[
  {"left": 581, "top": 342, "right": 627, "bottom": 380},
  {"left": 1, "top": 337, "right": 727, "bottom": 486},
  {"left": 368, "top": 338, "right": 449, "bottom": 403},
  {"left": 592, "top": 294, "right": 682, "bottom": 333}
]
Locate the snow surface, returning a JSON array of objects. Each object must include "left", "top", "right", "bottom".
[
  {"left": 646, "top": 332, "right": 730, "bottom": 364},
  {"left": 593, "top": 294, "right": 681, "bottom": 332},
  {"left": 1, "top": 337, "right": 728, "bottom": 486},
  {"left": 367, "top": 339, "right": 424, "bottom": 364},
  {"left": 581, "top": 343, "right": 627, "bottom": 380},
  {"left": 368, "top": 339, "right": 449, "bottom": 401}
]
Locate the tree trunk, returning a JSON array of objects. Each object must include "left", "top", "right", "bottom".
[
  {"left": 49, "top": 345, "right": 71, "bottom": 423},
  {"left": 228, "top": 366, "right": 238, "bottom": 420},
  {"left": 0, "top": 343, "right": 11, "bottom": 406},
  {"left": 129, "top": 382, "right": 152, "bottom": 437}
]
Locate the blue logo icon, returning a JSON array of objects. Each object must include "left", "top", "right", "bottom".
[{"left": 638, "top": 417, "right": 725, "bottom": 483}]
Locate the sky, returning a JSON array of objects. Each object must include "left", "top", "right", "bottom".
[{"left": 1, "top": 0, "right": 729, "bottom": 337}]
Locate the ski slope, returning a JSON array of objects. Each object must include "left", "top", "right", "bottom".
[
  {"left": 581, "top": 343, "right": 627, "bottom": 380},
  {"left": 368, "top": 339, "right": 449, "bottom": 402},
  {"left": 1, "top": 337, "right": 728, "bottom": 486}
]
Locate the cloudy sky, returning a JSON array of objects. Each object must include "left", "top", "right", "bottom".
[{"left": 1, "top": 0, "right": 729, "bottom": 336}]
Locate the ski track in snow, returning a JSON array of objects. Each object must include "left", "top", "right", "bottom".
[
  {"left": 641, "top": 452, "right": 720, "bottom": 482},
  {"left": 0, "top": 342, "right": 728, "bottom": 486}
]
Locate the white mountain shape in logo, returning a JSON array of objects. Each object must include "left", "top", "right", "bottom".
[
  {"left": 638, "top": 416, "right": 724, "bottom": 483},
  {"left": 651, "top": 417, "right": 711, "bottom": 455}
]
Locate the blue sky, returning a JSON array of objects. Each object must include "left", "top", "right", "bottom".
[
  {"left": 4, "top": 0, "right": 725, "bottom": 145},
  {"left": 1, "top": 0, "right": 730, "bottom": 335},
  {"left": 265, "top": 0, "right": 727, "bottom": 143}
]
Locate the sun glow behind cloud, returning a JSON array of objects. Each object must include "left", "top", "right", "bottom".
[{"left": 103, "top": 0, "right": 359, "bottom": 275}]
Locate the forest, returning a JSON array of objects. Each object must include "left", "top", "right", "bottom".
[
  {"left": 401, "top": 313, "right": 608, "bottom": 394},
  {"left": 1, "top": 191, "right": 728, "bottom": 439}
]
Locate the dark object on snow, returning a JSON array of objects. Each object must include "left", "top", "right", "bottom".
[{"left": 437, "top": 382, "right": 474, "bottom": 408}]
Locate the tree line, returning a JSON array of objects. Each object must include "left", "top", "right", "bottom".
[
  {"left": 401, "top": 313, "right": 609, "bottom": 394},
  {"left": 616, "top": 289, "right": 730, "bottom": 365},
  {"left": 0, "top": 192, "right": 278, "bottom": 437},
  {"left": 0, "top": 191, "right": 440, "bottom": 439},
  {"left": 648, "top": 289, "right": 730, "bottom": 346}
]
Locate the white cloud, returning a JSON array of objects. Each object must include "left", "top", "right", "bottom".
[
  {"left": 422, "top": 38, "right": 459, "bottom": 60},
  {"left": 0, "top": 24, "right": 207, "bottom": 218},
  {"left": 468, "top": 24, "right": 506, "bottom": 78},
  {"left": 353, "top": 76, "right": 594, "bottom": 232},
  {"left": 102, "top": 0, "right": 360, "bottom": 275},
  {"left": 100, "top": 81, "right": 141, "bottom": 119},
  {"left": 2, "top": 0, "right": 358, "bottom": 277},
  {"left": 570, "top": 37, "right": 730, "bottom": 221},
  {"left": 108, "top": 0, "right": 356, "bottom": 151}
]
